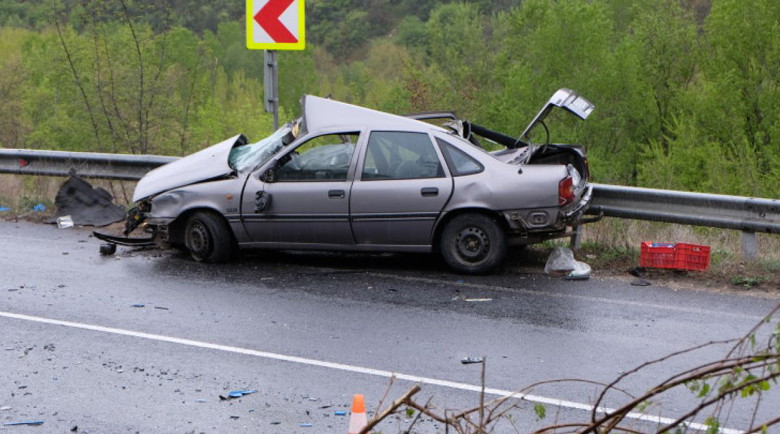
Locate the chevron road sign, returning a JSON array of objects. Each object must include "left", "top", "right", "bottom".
[{"left": 246, "top": 0, "right": 305, "bottom": 50}]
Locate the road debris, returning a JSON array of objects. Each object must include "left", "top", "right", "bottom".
[
  {"left": 50, "top": 175, "right": 125, "bottom": 226},
  {"left": 464, "top": 298, "right": 492, "bottom": 302},
  {"left": 131, "top": 304, "right": 145, "bottom": 308},
  {"left": 565, "top": 261, "right": 591, "bottom": 280},
  {"left": 461, "top": 357, "right": 484, "bottom": 364},
  {"left": 100, "top": 243, "right": 117, "bottom": 255},
  {"left": 3, "top": 420, "right": 44, "bottom": 426},
  {"left": 629, "top": 267, "right": 652, "bottom": 286},
  {"left": 56, "top": 215, "right": 74, "bottom": 229},
  {"left": 545, "top": 247, "right": 591, "bottom": 280},
  {"left": 220, "top": 389, "right": 256, "bottom": 400},
  {"left": 334, "top": 411, "right": 347, "bottom": 416}
]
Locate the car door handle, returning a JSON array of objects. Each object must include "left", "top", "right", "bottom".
[
  {"left": 328, "top": 189, "right": 345, "bottom": 199},
  {"left": 421, "top": 187, "right": 439, "bottom": 197}
]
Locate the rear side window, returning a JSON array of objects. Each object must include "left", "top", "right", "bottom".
[
  {"left": 362, "top": 131, "right": 444, "bottom": 180},
  {"left": 437, "top": 138, "right": 484, "bottom": 176}
]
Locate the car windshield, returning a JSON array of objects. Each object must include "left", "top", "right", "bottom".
[{"left": 228, "top": 125, "right": 294, "bottom": 172}]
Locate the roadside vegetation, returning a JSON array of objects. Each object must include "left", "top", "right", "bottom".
[
  {"left": 0, "top": 0, "right": 777, "bottom": 289},
  {"left": 0, "top": 0, "right": 778, "bottom": 199}
]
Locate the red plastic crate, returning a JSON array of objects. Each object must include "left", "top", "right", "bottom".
[{"left": 640, "top": 242, "right": 710, "bottom": 271}]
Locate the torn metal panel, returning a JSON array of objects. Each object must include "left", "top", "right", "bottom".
[
  {"left": 51, "top": 175, "right": 126, "bottom": 227},
  {"left": 93, "top": 231, "right": 154, "bottom": 247}
]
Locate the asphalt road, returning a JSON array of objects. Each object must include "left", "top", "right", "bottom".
[{"left": 1, "top": 221, "right": 778, "bottom": 433}]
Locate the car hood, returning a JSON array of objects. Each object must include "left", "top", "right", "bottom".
[{"left": 133, "top": 134, "right": 246, "bottom": 202}]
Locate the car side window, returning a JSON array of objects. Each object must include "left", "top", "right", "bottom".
[
  {"left": 275, "top": 133, "right": 358, "bottom": 182},
  {"left": 362, "top": 131, "right": 444, "bottom": 180},
  {"left": 437, "top": 138, "right": 484, "bottom": 176}
]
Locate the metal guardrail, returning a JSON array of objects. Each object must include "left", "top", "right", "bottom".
[
  {"left": 588, "top": 184, "right": 780, "bottom": 234},
  {"left": 586, "top": 184, "right": 780, "bottom": 258},
  {"left": 0, "top": 149, "right": 176, "bottom": 181},
  {"left": 2, "top": 148, "right": 779, "bottom": 256}
]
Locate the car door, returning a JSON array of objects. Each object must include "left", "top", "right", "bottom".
[
  {"left": 350, "top": 130, "right": 453, "bottom": 247},
  {"left": 241, "top": 132, "right": 360, "bottom": 245}
]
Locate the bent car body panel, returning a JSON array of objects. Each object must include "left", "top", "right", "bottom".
[
  {"left": 302, "top": 95, "right": 446, "bottom": 134},
  {"left": 520, "top": 88, "right": 595, "bottom": 141},
  {"left": 127, "top": 91, "right": 598, "bottom": 271},
  {"left": 132, "top": 134, "right": 246, "bottom": 202}
]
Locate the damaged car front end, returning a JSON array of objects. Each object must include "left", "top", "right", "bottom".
[{"left": 98, "top": 89, "right": 599, "bottom": 274}]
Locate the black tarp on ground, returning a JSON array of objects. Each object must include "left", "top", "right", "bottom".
[{"left": 50, "top": 175, "right": 126, "bottom": 227}]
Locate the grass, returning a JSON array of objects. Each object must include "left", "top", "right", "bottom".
[{"left": 576, "top": 219, "right": 780, "bottom": 293}]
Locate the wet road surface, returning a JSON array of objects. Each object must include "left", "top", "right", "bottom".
[{"left": 1, "top": 221, "right": 778, "bottom": 433}]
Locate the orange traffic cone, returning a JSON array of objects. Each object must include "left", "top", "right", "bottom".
[{"left": 348, "top": 393, "right": 368, "bottom": 434}]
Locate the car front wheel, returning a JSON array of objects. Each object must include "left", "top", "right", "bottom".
[
  {"left": 440, "top": 213, "right": 507, "bottom": 275},
  {"left": 184, "top": 211, "right": 235, "bottom": 263}
]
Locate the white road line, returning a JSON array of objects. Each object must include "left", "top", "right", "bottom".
[{"left": 0, "top": 310, "right": 741, "bottom": 434}]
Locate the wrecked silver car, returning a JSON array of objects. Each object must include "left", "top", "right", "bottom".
[{"left": 100, "top": 89, "right": 598, "bottom": 274}]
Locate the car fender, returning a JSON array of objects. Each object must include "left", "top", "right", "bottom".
[{"left": 145, "top": 178, "right": 246, "bottom": 237}]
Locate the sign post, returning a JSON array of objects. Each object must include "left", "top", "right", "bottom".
[
  {"left": 263, "top": 50, "right": 279, "bottom": 129},
  {"left": 247, "top": 0, "right": 306, "bottom": 129}
]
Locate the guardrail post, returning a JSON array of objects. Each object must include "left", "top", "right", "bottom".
[
  {"left": 741, "top": 230, "right": 757, "bottom": 260},
  {"left": 570, "top": 225, "right": 582, "bottom": 251}
]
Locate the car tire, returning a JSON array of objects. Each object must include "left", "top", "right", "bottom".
[
  {"left": 184, "top": 211, "right": 235, "bottom": 263},
  {"left": 440, "top": 213, "right": 507, "bottom": 275}
]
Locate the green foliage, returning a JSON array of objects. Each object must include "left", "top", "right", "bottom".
[
  {"left": 533, "top": 403, "right": 545, "bottom": 420},
  {"left": 705, "top": 417, "right": 720, "bottom": 434},
  {"left": 731, "top": 275, "right": 766, "bottom": 288},
  {"left": 0, "top": 0, "right": 779, "bottom": 200}
]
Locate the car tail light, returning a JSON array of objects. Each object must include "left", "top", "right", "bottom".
[{"left": 559, "top": 176, "right": 575, "bottom": 206}]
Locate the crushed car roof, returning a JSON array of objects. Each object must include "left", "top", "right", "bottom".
[{"left": 302, "top": 95, "right": 448, "bottom": 134}]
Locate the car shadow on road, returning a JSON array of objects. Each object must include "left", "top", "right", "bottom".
[{"left": 145, "top": 245, "right": 545, "bottom": 283}]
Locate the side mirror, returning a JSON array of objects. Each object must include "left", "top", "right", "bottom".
[
  {"left": 261, "top": 168, "right": 276, "bottom": 183},
  {"left": 260, "top": 160, "right": 279, "bottom": 183}
]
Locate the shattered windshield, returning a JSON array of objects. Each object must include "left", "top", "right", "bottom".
[{"left": 228, "top": 124, "right": 296, "bottom": 172}]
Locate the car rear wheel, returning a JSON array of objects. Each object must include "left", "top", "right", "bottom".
[
  {"left": 440, "top": 213, "right": 507, "bottom": 275},
  {"left": 185, "top": 211, "right": 235, "bottom": 263}
]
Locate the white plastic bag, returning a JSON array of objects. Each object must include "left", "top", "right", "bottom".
[
  {"left": 565, "top": 260, "right": 591, "bottom": 280},
  {"left": 56, "top": 215, "right": 74, "bottom": 229},
  {"left": 544, "top": 247, "right": 591, "bottom": 280}
]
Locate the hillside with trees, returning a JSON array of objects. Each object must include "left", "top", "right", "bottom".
[{"left": 0, "top": 0, "right": 778, "bottom": 198}]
